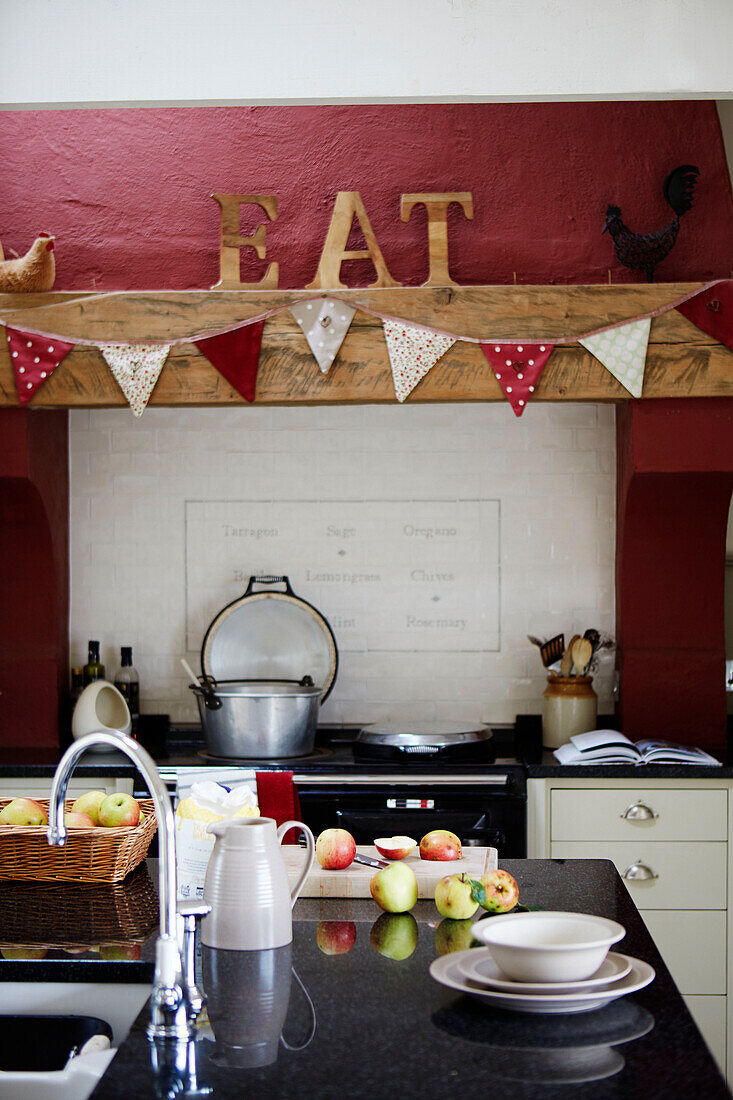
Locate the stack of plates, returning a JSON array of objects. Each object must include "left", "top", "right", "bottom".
[{"left": 430, "top": 950, "right": 654, "bottom": 1014}]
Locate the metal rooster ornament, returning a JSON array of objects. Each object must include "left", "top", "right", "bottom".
[{"left": 603, "top": 165, "right": 700, "bottom": 282}]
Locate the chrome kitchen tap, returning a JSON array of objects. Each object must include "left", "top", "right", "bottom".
[{"left": 47, "top": 731, "right": 198, "bottom": 1041}]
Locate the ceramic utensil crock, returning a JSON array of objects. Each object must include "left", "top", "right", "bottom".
[
  {"left": 541, "top": 675, "right": 597, "bottom": 749},
  {"left": 201, "top": 816, "right": 315, "bottom": 950}
]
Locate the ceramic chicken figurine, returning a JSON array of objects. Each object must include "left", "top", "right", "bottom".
[
  {"left": 602, "top": 165, "right": 699, "bottom": 282},
  {"left": 0, "top": 233, "right": 56, "bottom": 292}
]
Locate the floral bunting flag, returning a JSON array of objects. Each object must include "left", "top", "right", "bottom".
[
  {"left": 100, "top": 343, "right": 170, "bottom": 417},
  {"left": 382, "top": 320, "right": 455, "bottom": 401},
  {"left": 290, "top": 298, "right": 356, "bottom": 373},
  {"left": 579, "top": 318, "right": 651, "bottom": 399},
  {"left": 675, "top": 282, "right": 733, "bottom": 353},
  {"left": 5, "top": 326, "right": 74, "bottom": 406},
  {"left": 479, "top": 342, "right": 554, "bottom": 416},
  {"left": 194, "top": 321, "right": 265, "bottom": 402}
]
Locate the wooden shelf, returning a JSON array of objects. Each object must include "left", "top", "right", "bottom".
[{"left": 0, "top": 284, "right": 729, "bottom": 407}]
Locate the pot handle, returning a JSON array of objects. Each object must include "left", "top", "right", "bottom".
[
  {"left": 277, "top": 820, "right": 315, "bottom": 908},
  {"left": 244, "top": 575, "right": 294, "bottom": 596}
]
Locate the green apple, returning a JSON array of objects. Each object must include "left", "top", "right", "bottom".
[
  {"left": 98, "top": 793, "right": 140, "bottom": 828},
  {"left": 0, "top": 946, "right": 48, "bottom": 959},
  {"left": 71, "top": 789, "right": 107, "bottom": 825},
  {"left": 0, "top": 798, "right": 47, "bottom": 826},
  {"left": 99, "top": 943, "right": 142, "bottom": 960},
  {"left": 434, "top": 918, "right": 477, "bottom": 956},
  {"left": 434, "top": 873, "right": 479, "bottom": 919},
  {"left": 369, "top": 913, "right": 419, "bottom": 960},
  {"left": 369, "top": 862, "right": 418, "bottom": 913}
]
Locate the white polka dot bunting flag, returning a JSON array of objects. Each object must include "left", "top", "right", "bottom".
[
  {"left": 290, "top": 298, "right": 356, "bottom": 374},
  {"left": 99, "top": 343, "right": 170, "bottom": 417},
  {"left": 383, "top": 320, "right": 455, "bottom": 402},
  {"left": 479, "top": 342, "right": 554, "bottom": 416},
  {"left": 579, "top": 317, "right": 651, "bottom": 399},
  {"left": 6, "top": 326, "right": 75, "bottom": 406}
]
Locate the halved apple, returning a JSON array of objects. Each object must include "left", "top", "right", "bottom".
[{"left": 374, "top": 836, "right": 417, "bottom": 860}]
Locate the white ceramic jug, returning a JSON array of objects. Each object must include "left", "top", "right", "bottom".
[{"left": 201, "top": 816, "right": 315, "bottom": 950}]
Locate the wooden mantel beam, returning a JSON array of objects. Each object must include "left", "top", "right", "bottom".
[{"left": 0, "top": 284, "right": 729, "bottom": 407}]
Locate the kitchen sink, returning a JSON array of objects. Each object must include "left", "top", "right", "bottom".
[{"left": 0, "top": 984, "right": 150, "bottom": 1099}]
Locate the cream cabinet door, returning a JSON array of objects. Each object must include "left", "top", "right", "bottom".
[
  {"left": 684, "top": 995, "right": 726, "bottom": 1074},
  {"left": 641, "top": 910, "right": 727, "bottom": 995},
  {"left": 550, "top": 788, "right": 727, "bottom": 842}
]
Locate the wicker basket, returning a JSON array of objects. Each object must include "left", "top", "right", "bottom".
[{"left": 0, "top": 798, "right": 157, "bottom": 884}]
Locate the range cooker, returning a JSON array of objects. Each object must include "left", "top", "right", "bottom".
[{"left": 147, "top": 723, "right": 527, "bottom": 857}]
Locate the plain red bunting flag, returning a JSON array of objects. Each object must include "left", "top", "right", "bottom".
[
  {"left": 5, "top": 326, "right": 75, "bottom": 406},
  {"left": 194, "top": 320, "right": 265, "bottom": 403},
  {"left": 479, "top": 342, "right": 554, "bottom": 416},
  {"left": 675, "top": 282, "right": 733, "bottom": 353}
]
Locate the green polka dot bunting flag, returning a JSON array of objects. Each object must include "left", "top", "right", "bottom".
[
  {"left": 99, "top": 343, "right": 171, "bottom": 417},
  {"left": 579, "top": 317, "right": 651, "bottom": 399}
]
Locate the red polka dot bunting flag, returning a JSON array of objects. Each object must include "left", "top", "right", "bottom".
[
  {"left": 383, "top": 320, "right": 456, "bottom": 402},
  {"left": 675, "top": 282, "right": 733, "bottom": 353},
  {"left": 479, "top": 342, "right": 554, "bottom": 416},
  {"left": 5, "top": 326, "right": 75, "bottom": 406}
]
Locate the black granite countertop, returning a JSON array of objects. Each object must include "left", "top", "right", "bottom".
[
  {"left": 0, "top": 746, "right": 136, "bottom": 777},
  {"left": 17, "top": 858, "right": 709, "bottom": 1098}
]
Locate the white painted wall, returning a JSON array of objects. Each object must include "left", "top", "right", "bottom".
[
  {"left": 69, "top": 403, "right": 616, "bottom": 726},
  {"left": 1, "top": 0, "right": 732, "bottom": 106}
]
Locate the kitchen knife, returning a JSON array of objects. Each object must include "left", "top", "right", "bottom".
[{"left": 353, "top": 852, "right": 389, "bottom": 869}]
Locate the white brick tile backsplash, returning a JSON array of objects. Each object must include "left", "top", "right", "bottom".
[{"left": 70, "top": 404, "right": 616, "bottom": 724}]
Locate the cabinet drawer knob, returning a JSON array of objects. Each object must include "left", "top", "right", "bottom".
[
  {"left": 619, "top": 801, "right": 658, "bottom": 821},
  {"left": 622, "top": 860, "right": 659, "bottom": 881}
]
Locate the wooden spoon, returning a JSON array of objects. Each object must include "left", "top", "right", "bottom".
[
  {"left": 571, "top": 637, "right": 593, "bottom": 676},
  {"left": 560, "top": 635, "right": 580, "bottom": 677}
]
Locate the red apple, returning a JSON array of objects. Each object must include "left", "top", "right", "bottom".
[
  {"left": 315, "top": 828, "right": 356, "bottom": 869},
  {"left": 71, "top": 790, "right": 107, "bottom": 825},
  {"left": 374, "top": 836, "right": 417, "bottom": 860},
  {"left": 98, "top": 793, "right": 140, "bottom": 828},
  {"left": 64, "top": 811, "right": 95, "bottom": 828},
  {"left": 478, "top": 869, "right": 520, "bottom": 913},
  {"left": 316, "top": 921, "right": 357, "bottom": 955},
  {"left": 0, "top": 798, "right": 47, "bottom": 826},
  {"left": 419, "top": 829, "right": 462, "bottom": 861}
]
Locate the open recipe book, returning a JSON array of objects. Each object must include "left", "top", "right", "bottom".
[{"left": 553, "top": 729, "right": 721, "bottom": 766}]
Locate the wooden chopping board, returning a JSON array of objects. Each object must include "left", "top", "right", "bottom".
[{"left": 284, "top": 845, "right": 498, "bottom": 898}]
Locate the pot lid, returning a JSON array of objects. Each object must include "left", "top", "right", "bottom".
[
  {"left": 356, "top": 721, "right": 492, "bottom": 748},
  {"left": 201, "top": 576, "right": 338, "bottom": 702},
  {"left": 192, "top": 679, "right": 322, "bottom": 699}
]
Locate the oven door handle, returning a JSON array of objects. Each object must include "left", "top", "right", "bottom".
[{"left": 292, "top": 773, "right": 510, "bottom": 787}]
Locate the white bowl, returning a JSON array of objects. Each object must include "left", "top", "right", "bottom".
[
  {"left": 471, "top": 911, "right": 625, "bottom": 983},
  {"left": 71, "top": 681, "right": 131, "bottom": 751}
]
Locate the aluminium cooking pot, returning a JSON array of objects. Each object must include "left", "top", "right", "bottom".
[{"left": 192, "top": 678, "right": 323, "bottom": 759}]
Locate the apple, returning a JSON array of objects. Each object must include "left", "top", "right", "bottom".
[
  {"left": 71, "top": 789, "right": 107, "bottom": 825},
  {"left": 369, "top": 912, "right": 419, "bottom": 960},
  {"left": 434, "top": 873, "right": 480, "bottom": 920},
  {"left": 476, "top": 869, "right": 520, "bottom": 914},
  {"left": 0, "top": 798, "right": 47, "bottom": 826},
  {"left": 419, "top": 829, "right": 462, "bottom": 861},
  {"left": 64, "top": 811, "right": 95, "bottom": 828},
  {"left": 373, "top": 836, "right": 417, "bottom": 860},
  {"left": 369, "top": 861, "right": 418, "bottom": 913},
  {"left": 434, "top": 918, "right": 477, "bottom": 956},
  {"left": 315, "top": 828, "right": 356, "bottom": 870},
  {"left": 98, "top": 792, "right": 140, "bottom": 828},
  {"left": 316, "top": 921, "right": 357, "bottom": 955},
  {"left": 100, "top": 943, "right": 142, "bottom": 960},
  {"left": 0, "top": 946, "right": 48, "bottom": 959}
]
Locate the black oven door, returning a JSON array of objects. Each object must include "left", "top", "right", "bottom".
[{"left": 298, "top": 778, "right": 526, "bottom": 857}]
